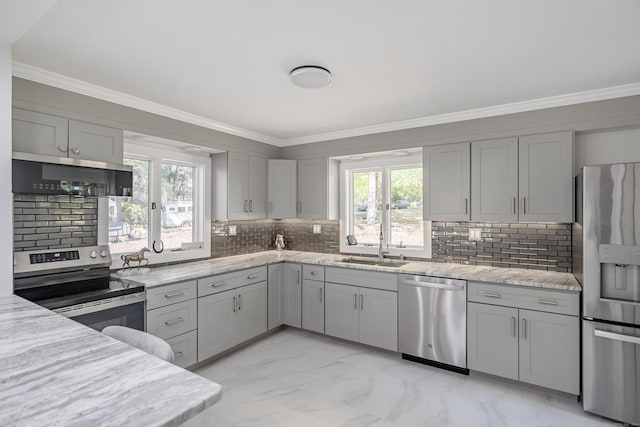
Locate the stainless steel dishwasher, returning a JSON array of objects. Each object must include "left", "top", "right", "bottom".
[{"left": 398, "top": 274, "right": 468, "bottom": 374}]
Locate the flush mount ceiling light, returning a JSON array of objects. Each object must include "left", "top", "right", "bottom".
[
  {"left": 182, "top": 145, "right": 202, "bottom": 152},
  {"left": 290, "top": 66, "right": 332, "bottom": 89}
]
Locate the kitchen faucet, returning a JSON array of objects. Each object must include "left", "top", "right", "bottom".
[{"left": 378, "top": 223, "right": 387, "bottom": 260}]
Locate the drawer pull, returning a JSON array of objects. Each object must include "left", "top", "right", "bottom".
[
  {"left": 246, "top": 274, "right": 261, "bottom": 280},
  {"left": 211, "top": 281, "right": 226, "bottom": 287},
  {"left": 538, "top": 299, "right": 559, "bottom": 306},
  {"left": 164, "top": 291, "right": 185, "bottom": 299},
  {"left": 310, "top": 271, "right": 316, "bottom": 276},
  {"left": 175, "top": 351, "right": 184, "bottom": 358},
  {"left": 483, "top": 292, "right": 502, "bottom": 299},
  {"left": 165, "top": 317, "right": 185, "bottom": 326}
]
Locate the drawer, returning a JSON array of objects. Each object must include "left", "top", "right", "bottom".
[
  {"left": 146, "top": 280, "right": 196, "bottom": 310},
  {"left": 468, "top": 282, "right": 579, "bottom": 316},
  {"left": 326, "top": 267, "right": 397, "bottom": 291},
  {"left": 147, "top": 299, "right": 197, "bottom": 340},
  {"left": 198, "top": 266, "right": 267, "bottom": 297},
  {"left": 166, "top": 330, "right": 197, "bottom": 369},
  {"left": 303, "top": 264, "right": 325, "bottom": 281}
]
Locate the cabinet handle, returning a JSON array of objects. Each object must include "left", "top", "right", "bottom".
[
  {"left": 353, "top": 293, "right": 357, "bottom": 309},
  {"left": 319, "top": 288, "right": 323, "bottom": 303},
  {"left": 246, "top": 274, "right": 260, "bottom": 279},
  {"left": 513, "top": 197, "right": 516, "bottom": 214},
  {"left": 310, "top": 271, "right": 316, "bottom": 276},
  {"left": 165, "top": 317, "right": 185, "bottom": 326},
  {"left": 482, "top": 292, "right": 502, "bottom": 299},
  {"left": 238, "top": 294, "right": 242, "bottom": 310},
  {"left": 175, "top": 351, "right": 184, "bottom": 358},
  {"left": 164, "top": 291, "right": 185, "bottom": 299},
  {"left": 522, "top": 318, "right": 527, "bottom": 339},
  {"left": 249, "top": 199, "right": 253, "bottom": 212},
  {"left": 360, "top": 294, "right": 364, "bottom": 311},
  {"left": 211, "top": 281, "right": 226, "bottom": 287},
  {"left": 538, "top": 299, "right": 559, "bottom": 306},
  {"left": 57, "top": 145, "right": 67, "bottom": 152},
  {"left": 71, "top": 147, "right": 80, "bottom": 154},
  {"left": 244, "top": 200, "right": 248, "bottom": 213},
  {"left": 297, "top": 270, "right": 300, "bottom": 285},
  {"left": 511, "top": 316, "right": 516, "bottom": 337},
  {"left": 233, "top": 296, "right": 236, "bottom": 312},
  {"left": 523, "top": 197, "right": 527, "bottom": 215},
  {"left": 465, "top": 198, "right": 468, "bottom": 214}
]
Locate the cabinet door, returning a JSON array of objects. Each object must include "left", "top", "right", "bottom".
[
  {"left": 227, "top": 152, "right": 249, "bottom": 219},
  {"left": 297, "top": 158, "right": 327, "bottom": 219},
  {"left": 197, "top": 289, "right": 237, "bottom": 361},
  {"left": 267, "top": 264, "right": 284, "bottom": 330},
  {"left": 268, "top": 159, "right": 297, "bottom": 219},
  {"left": 68, "top": 120, "right": 123, "bottom": 163},
  {"left": 467, "top": 302, "right": 519, "bottom": 380},
  {"left": 12, "top": 108, "right": 68, "bottom": 156},
  {"left": 324, "top": 283, "right": 359, "bottom": 342},
  {"left": 423, "top": 142, "right": 470, "bottom": 221},
  {"left": 237, "top": 281, "right": 268, "bottom": 343},
  {"left": 248, "top": 156, "right": 268, "bottom": 219},
  {"left": 519, "top": 309, "right": 579, "bottom": 394},
  {"left": 358, "top": 287, "right": 398, "bottom": 351},
  {"left": 302, "top": 279, "right": 325, "bottom": 334},
  {"left": 283, "top": 263, "right": 302, "bottom": 327},
  {"left": 471, "top": 138, "right": 518, "bottom": 222},
  {"left": 519, "top": 132, "right": 573, "bottom": 222}
]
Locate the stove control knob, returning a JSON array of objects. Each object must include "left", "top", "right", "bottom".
[
  {"left": 100, "top": 250, "right": 108, "bottom": 258},
  {"left": 89, "top": 250, "right": 97, "bottom": 259}
]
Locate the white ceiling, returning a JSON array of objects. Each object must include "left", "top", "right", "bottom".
[{"left": 11, "top": 0, "right": 640, "bottom": 146}]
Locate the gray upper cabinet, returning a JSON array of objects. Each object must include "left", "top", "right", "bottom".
[
  {"left": 267, "top": 264, "right": 284, "bottom": 330},
  {"left": 68, "top": 120, "right": 123, "bottom": 163},
  {"left": 13, "top": 108, "right": 69, "bottom": 156},
  {"left": 518, "top": 132, "right": 573, "bottom": 222},
  {"left": 471, "top": 137, "right": 519, "bottom": 222},
  {"left": 268, "top": 159, "right": 297, "bottom": 219},
  {"left": 215, "top": 152, "right": 268, "bottom": 220},
  {"left": 297, "top": 157, "right": 339, "bottom": 219},
  {"left": 283, "top": 263, "right": 302, "bottom": 328},
  {"left": 12, "top": 108, "right": 123, "bottom": 164},
  {"left": 302, "top": 279, "right": 325, "bottom": 334},
  {"left": 423, "top": 142, "right": 470, "bottom": 221}
]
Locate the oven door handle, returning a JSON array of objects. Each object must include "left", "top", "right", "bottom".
[
  {"left": 594, "top": 329, "right": 640, "bottom": 345},
  {"left": 53, "top": 292, "right": 146, "bottom": 318}
]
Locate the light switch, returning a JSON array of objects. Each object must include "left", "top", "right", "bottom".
[
  {"left": 228, "top": 225, "right": 237, "bottom": 236},
  {"left": 469, "top": 228, "right": 482, "bottom": 241},
  {"left": 312, "top": 224, "right": 321, "bottom": 234}
]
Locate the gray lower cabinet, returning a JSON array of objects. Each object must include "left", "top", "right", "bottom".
[
  {"left": 283, "top": 263, "right": 302, "bottom": 327},
  {"left": 468, "top": 300, "right": 580, "bottom": 395},
  {"left": 166, "top": 330, "right": 198, "bottom": 369},
  {"left": 197, "top": 281, "right": 268, "bottom": 362},
  {"left": 302, "top": 279, "right": 324, "bottom": 333},
  {"left": 267, "top": 263, "right": 284, "bottom": 330},
  {"left": 325, "top": 282, "right": 398, "bottom": 351}
]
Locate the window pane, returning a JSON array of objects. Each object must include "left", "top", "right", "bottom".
[
  {"left": 390, "top": 167, "right": 423, "bottom": 247},
  {"left": 161, "top": 163, "right": 195, "bottom": 249},
  {"left": 352, "top": 170, "right": 382, "bottom": 245},
  {"left": 109, "top": 158, "right": 150, "bottom": 254}
]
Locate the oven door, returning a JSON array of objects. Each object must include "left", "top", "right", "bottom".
[{"left": 54, "top": 293, "right": 145, "bottom": 332}]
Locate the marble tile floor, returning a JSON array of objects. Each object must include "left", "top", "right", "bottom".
[{"left": 192, "top": 329, "right": 619, "bottom": 427}]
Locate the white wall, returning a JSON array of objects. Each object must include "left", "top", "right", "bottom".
[
  {"left": 575, "top": 126, "right": 640, "bottom": 172},
  {"left": 0, "top": 44, "right": 13, "bottom": 296}
]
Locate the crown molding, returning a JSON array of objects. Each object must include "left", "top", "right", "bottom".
[
  {"left": 278, "top": 82, "right": 640, "bottom": 146},
  {"left": 12, "top": 61, "right": 640, "bottom": 148},
  {"left": 11, "top": 61, "right": 282, "bottom": 146}
]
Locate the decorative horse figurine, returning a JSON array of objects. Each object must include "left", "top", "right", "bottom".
[{"left": 121, "top": 247, "right": 150, "bottom": 270}]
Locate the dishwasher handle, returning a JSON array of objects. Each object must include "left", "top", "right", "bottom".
[{"left": 400, "top": 278, "right": 465, "bottom": 291}]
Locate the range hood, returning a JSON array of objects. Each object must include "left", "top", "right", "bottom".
[{"left": 12, "top": 151, "right": 133, "bottom": 197}]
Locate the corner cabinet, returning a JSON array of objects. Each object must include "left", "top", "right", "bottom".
[
  {"left": 268, "top": 159, "right": 297, "bottom": 219},
  {"left": 213, "top": 152, "right": 268, "bottom": 220},
  {"left": 423, "top": 142, "right": 470, "bottom": 221},
  {"left": 471, "top": 132, "right": 573, "bottom": 223},
  {"left": 297, "top": 158, "right": 339, "bottom": 219},
  {"left": 12, "top": 108, "right": 124, "bottom": 164}
]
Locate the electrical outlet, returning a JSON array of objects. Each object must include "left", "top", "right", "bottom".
[
  {"left": 228, "top": 225, "right": 237, "bottom": 236},
  {"left": 469, "top": 228, "right": 482, "bottom": 241},
  {"left": 312, "top": 224, "right": 321, "bottom": 234}
]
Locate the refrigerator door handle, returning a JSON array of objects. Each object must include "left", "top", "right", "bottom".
[{"left": 594, "top": 329, "right": 640, "bottom": 345}]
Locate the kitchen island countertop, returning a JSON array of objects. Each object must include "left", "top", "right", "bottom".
[
  {"left": 0, "top": 295, "right": 222, "bottom": 427},
  {"left": 117, "top": 250, "right": 581, "bottom": 292}
]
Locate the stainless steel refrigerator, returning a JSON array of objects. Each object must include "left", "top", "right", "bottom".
[{"left": 574, "top": 163, "right": 640, "bottom": 425}]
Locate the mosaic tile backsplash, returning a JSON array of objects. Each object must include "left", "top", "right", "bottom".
[{"left": 431, "top": 221, "right": 572, "bottom": 272}]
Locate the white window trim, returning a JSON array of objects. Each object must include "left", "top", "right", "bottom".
[
  {"left": 102, "top": 143, "right": 211, "bottom": 267},
  {"left": 339, "top": 154, "right": 431, "bottom": 258}
]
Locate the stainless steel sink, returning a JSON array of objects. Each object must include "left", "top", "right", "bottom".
[{"left": 339, "top": 257, "right": 408, "bottom": 268}]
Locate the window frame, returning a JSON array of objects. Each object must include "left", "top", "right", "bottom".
[
  {"left": 102, "top": 142, "right": 211, "bottom": 267},
  {"left": 339, "top": 153, "right": 431, "bottom": 258}
]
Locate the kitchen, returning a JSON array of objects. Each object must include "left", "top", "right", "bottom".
[{"left": 2, "top": 1, "right": 640, "bottom": 426}]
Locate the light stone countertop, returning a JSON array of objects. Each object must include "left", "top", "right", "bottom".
[
  {"left": 0, "top": 295, "right": 222, "bottom": 427},
  {"left": 117, "top": 250, "right": 581, "bottom": 292}
]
